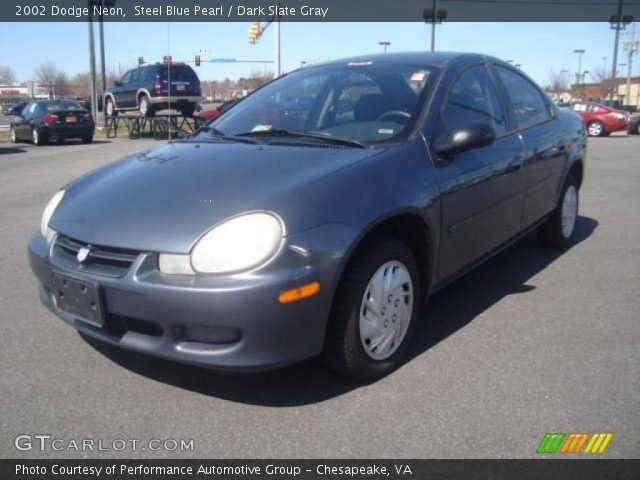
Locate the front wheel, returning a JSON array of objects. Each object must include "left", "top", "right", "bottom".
[
  {"left": 324, "top": 238, "right": 420, "bottom": 380},
  {"left": 587, "top": 121, "right": 604, "bottom": 137},
  {"left": 538, "top": 176, "right": 579, "bottom": 249},
  {"left": 10, "top": 126, "right": 17, "bottom": 143}
]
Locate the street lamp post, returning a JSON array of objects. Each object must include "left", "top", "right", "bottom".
[
  {"left": 573, "top": 49, "right": 585, "bottom": 90},
  {"left": 422, "top": 1, "right": 447, "bottom": 52},
  {"left": 378, "top": 41, "right": 391, "bottom": 53}
]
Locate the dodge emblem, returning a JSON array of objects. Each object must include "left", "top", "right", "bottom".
[{"left": 76, "top": 246, "right": 91, "bottom": 263}]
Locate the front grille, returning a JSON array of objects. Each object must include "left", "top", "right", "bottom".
[{"left": 52, "top": 234, "right": 141, "bottom": 277}]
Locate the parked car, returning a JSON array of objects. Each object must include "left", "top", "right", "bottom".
[
  {"left": 570, "top": 101, "right": 630, "bottom": 136},
  {"left": 2, "top": 101, "right": 27, "bottom": 116},
  {"left": 103, "top": 63, "right": 201, "bottom": 118},
  {"left": 28, "top": 52, "right": 586, "bottom": 380},
  {"left": 628, "top": 115, "right": 640, "bottom": 135},
  {"left": 11, "top": 100, "right": 94, "bottom": 145},
  {"left": 197, "top": 98, "right": 239, "bottom": 122}
]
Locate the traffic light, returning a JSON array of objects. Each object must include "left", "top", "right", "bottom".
[
  {"left": 138, "top": 56, "right": 144, "bottom": 66},
  {"left": 195, "top": 55, "right": 201, "bottom": 67},
  {"left": 248, "top": 21, "right": 260, "bottom": 44}
]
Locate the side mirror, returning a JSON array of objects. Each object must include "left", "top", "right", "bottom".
[
  {"left": 434, "top": 122, "right": 496, "bottom": 157},
  {"left": 113, "top": 80, "right": 122, "bottom": 87}
]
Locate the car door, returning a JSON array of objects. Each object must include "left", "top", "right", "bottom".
[
  {"left": 122, "top": 67, "right": 142, "bottom": 108},
  {"left": 493, "top": 65, "right": 568, "bottom": 227},
  {"left": 14, "top": 102, "right": 35, "bottom": 139},
  {"left": 432, "top": 63, "right": 527, "bottom": 281},
  {"left": 112, "top": 69, "right": 133, "bottom": 108}
]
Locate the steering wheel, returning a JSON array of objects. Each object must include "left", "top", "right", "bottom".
[{"left": 376, "top": 110, "right": 411, "bottom": 123}]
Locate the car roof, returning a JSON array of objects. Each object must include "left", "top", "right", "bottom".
[{"left": 312, "top": 51, "right": 496, "bottom": 69}]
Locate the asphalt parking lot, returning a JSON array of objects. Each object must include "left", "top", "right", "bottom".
[{"left": 1, "top": 134, "right": 639, "bottom": 459}]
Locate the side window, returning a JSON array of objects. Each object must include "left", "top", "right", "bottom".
[
  {"left": 441, "top": 65, "right": 507, "bottom": 136},
  {"left": 120, "top": 70, "right": 132, "bottom": 84},
  {"left": 496, "top": 66, "right": 551, "bottom": 128},
  {"left": 129, "top": 68, "right": 140, "bottom": 83}
]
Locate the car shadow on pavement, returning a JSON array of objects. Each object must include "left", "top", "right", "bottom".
[
  {"left": 81, "top": 215, "right": 598, "bottom": 407},
  {"left": 0, "top": 147, "right": 27, "bottom": 154}
]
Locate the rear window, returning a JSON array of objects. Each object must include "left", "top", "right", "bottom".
[
  {"left": 43, "top": 101, "right": 84, "bottom": 112},
  {"left": 157, "top": 65, "right": 199, "bottom": 82}
]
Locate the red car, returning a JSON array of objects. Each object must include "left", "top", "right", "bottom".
[
  {"left": 197, "top": 99, "right": 238, "bottom": 122},
  {"left": 571, "top": 101, "right": 630, "bottom": 137}
]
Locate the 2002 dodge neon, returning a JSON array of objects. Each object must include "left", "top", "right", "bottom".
[{"left": 28, "top": 52, "right": 587, "bottom": 380}]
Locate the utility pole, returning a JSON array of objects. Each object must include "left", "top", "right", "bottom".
[
  {"left": 623, "top": 23, "right": 638, "bottom": 106},
  {"left": 274, "top": 0, "right": 281, "bottom": 77},
  {"left": 87, "top": 10, "right": 98, "bottom": 122},
  {"left": 98, "top": 8, "right": 106, "bottom": 125},
  {"left": 608, "top": 0, "right": 634, "bottom": 101}
]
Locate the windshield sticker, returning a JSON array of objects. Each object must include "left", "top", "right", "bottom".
[
  {"left": 251, "top": 124, "right": 272, "bottom": 132},
  {"left": 410, "top": 71, "right": 427, "bottom": 82},
  {"left": 378, "top": 128, "right": 395, "bottom": 135}
]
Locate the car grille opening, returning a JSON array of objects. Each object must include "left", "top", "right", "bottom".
[{"left": 52, "top": 234, "right": 141, "bottom": 277}]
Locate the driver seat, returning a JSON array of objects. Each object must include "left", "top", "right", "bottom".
[{"left": 354, "top": 94, "right": 393, "bottom": 122}]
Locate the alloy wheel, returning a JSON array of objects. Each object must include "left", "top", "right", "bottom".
[{"left": 588, "top": 122, "right": 603, "bottom": 137}]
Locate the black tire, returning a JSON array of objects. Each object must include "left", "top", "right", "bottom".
[
  {"left": 10, "top": 126, "right": 17, "bottom": 143},
  {"left": 587, "top": 120, "right": 605, "bottom": 137},
  {"left": 82, "top": 135, "right": 93, "bottom": 143},
  {"left": 32, "top": 126, "right": 47, "bottom": 146},
  {"left": 105, "top": 97, "right": 117, "bottom": 118},
  {"left": 179, "top": 104, "right": 196, "bottom": 117},
  {"left": 324, "top": 237, "right": 421, "bottom": 381},
  {"left": 538, "top": 175, "right": 580, "bottom": 249},
  {"left": 138, "top": 94, "right": 155, "bottom": 117}
]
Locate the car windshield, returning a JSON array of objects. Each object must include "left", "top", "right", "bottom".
[
  {"left": 44, "top": 101, "right": 84, "bottom": 112},
  {"left": 198, "top": 62, "right": 437, "bottom": 146}
]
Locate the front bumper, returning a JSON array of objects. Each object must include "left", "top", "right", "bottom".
[{"left": 28, "top": 223, "right": 356, "bottom": 371}]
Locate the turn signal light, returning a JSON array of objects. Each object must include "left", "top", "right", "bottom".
[{"left": 278, "top": 282, "right": 320, "bottom": 304}]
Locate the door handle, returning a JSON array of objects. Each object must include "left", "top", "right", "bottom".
[{"left": 510, "top": 155, "right": 524, "bottom": 171}]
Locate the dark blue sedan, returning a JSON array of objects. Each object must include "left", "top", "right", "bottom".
[{"left": 28, "top": 52, "right": 586, "bottom": 380}]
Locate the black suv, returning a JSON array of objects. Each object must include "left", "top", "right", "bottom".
[{"left": 104, "top": 63, "right": 201, "bottom": 118}]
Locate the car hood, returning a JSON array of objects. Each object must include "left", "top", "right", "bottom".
[{"left": 51, "top": 141, "right": 381, "bottom": 253}]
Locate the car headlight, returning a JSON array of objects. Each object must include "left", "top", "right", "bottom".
[
  {"left": 159, "top": 212, "right": 284, "bottom": 275},
  {"left": 40, "top": 190, "right": 64, "bottom": 244}
]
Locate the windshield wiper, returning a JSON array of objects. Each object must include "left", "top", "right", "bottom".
[
  {"left": 195, "top": 126, "right": 259, "bottom": 144},
  {"left": 235, "top": 129, "right": 367, "bottom": 148}
]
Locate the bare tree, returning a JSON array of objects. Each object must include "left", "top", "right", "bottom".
[
  {"left": 33, "top": 62, "right": 70, "bottom": 97},
  {"left": 0, "top": 65, "right": 17, "bottom": 84},
  {"left": 245, "top": 70, "right": 274, "bottom": 90},
  {"left": 545, "top": 68, "right": 571, "bottom": 95},
  {"left": 589, "top": 66, "right": 614, "bottom": 99}
]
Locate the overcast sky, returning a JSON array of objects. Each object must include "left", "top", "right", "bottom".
[{"left": 0, "top": 22, "right": 636, "bottom": 86}]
